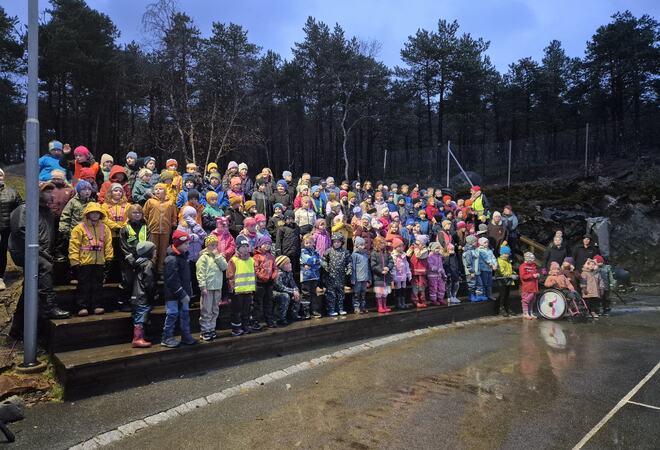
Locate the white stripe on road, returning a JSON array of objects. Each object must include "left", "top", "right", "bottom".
[
  {"left": 69, "top": 315, "right": 511, "bottom": 449},
  {"left": 572, "top": 361, "right": 660, "bottom": 450},
  {"left": 627, "top": 400, "right": 660, "bottom": 411}
]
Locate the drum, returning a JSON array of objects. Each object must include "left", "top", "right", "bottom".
[{"left": 536, "top": 288, "right": 568, "bottom": 320}]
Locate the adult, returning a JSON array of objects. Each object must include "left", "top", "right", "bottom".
[
  {"left": 469, "top": 185, "right": 489, "bottom": 217},
  {"left": 572, "top": 234, "right": 600, "bottom": 272},
  {"left": 270, "top": 179, "right": 292, "bottom": 209},
  {"left": 9, "top": 183, "right": 70, "bottom": 339},
  {"left": 0, "top": 169, "right": 23, "bottom": 290},
  {"left": 487, "top": 211, "right": 508, "bottom": 255},
  {"left": 501, "top": 205, "right": 519, "bottom": 254},
  {"left": 543, "top": 235, "right": 569, "bottom": 270},
  {"left": 259, "top": 167, "right": 275, "bottom": 198}
]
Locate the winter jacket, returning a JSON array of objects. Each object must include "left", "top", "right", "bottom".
[
  {"left": 176, "top": 219, "right": 206, "bottom": 263},
  {"left": 477, "top": 248, "right": 497, "bottom": 273},
  {"left": 59, "top": 194, "right": 92, "bottom": 237},
  {"left": 543, "top": 243, "right": 569, "bottom": 269},
  {"left": 119, "top": 220, "right": 150, "bottom": 265},
  {"left": 143, "top": 197, "right": 177, "bottom": 234},
  {"left": 596, "top": 264, "right": 616, "bottom": 291},
  {"left": 176, "top": 188, "right": 206, "bottom": 209},
  {"left": 203, "top": 183, "right": 230, "bottom": 209},
  {"left": 267, "top": 213, "right": 284, "bottom": 236},
  {"left": 496, "top": 256, "right": 515, "bottom": 285},
  {"left": 294, "top": 208, "right": 316, "bottom": 228},
  {"left": 98, "top": 165, "right": 132, "bottom": 203},
  {"left": 164, "top": 246, "right": 192, "bottom": 301},
  {"left": 573, "top": 244, "right": 600, "bottom": 273},
  {"left": 300, "top": 247, "right": 321, "bottom": 282},
  {"left": 462, "top": 248, "right": 477, "bottom": 276},
  {"left": 202, "top": 204, "right": 224, "bottom": 232},
  {"left": 416, "top": 218, "right": 430, "bottom": 235},
  {"left": 69, "top": 203, "right": 114, "bottom": 266},
  {"left": 427, "top": 253, "right": 446, "bottom": 279},
  {"left": 391, "top": 252, "right": 412, "bottom": 283},
  {"left": 226, "top": 255, "right": 256, "bottom": 293},
  {"left": 321, "top": 246, "right": 351, "bottom": 285},
  {"left": 370, "top": 250, "right": 393, "bottom": 286},
  {"left": 443, "top": 253, "right": 461, "bottom": 283},
  {"left": 350, "top": 250, "right": 371, "bottom": 284},
  {"left": 196, "top": 249, "right": 228, "bottom": 291},
  {"left": 544, "top": 272, "right": 574, "bottom": 291},
  {"left": 0, "top": 184, "right": 22, "bottom": 230},
  {"left": 352, "top": 226, "right": 375, "bottom": 253},
  {"left": 8, "top": 204, "right": 54, "bottom": 264},
  {"left": 518, "top": 262, "right": 539, "bottom": 294},
  {"left": 254, "top": 248, "right": 278, "bottom": 283},
  {"left": 49, "top": 183, "right": 74, "bottom": 218},
  {"left": 251, "top": 191, "right": 272, "bottom": 218},
  {"left": 270, "top": 191, "right": 292, "bottom": 209},
  {"left": 38, "top": 154, "right": 66, "bottom": 181},
  {"left": 132, "top": 179, "right": 153, "bottom": 206},
  {"left": 241, "top": 176, "right": 254, "bottom": 199},
  {"left": 313, "top": 229, "right": 332, "bottom": 256},
  {"left": 502, "top": 212, "right": 519, "bottom": 237},
  {"left": 274, "top": 270, "right": 298, "bottom": 295},
  {"left": 131, "top": 256, "right": 156, "bottom": 306},
  {"left": 487, "top": 222, "right": 508, "bottom": 252},
  {"left": 102, "top": 197, "right": 129, "bottom": 237},
  {"left": 226, "top": 208, "right": 245, "bottom": 237},
  {"left": 409, "top": 250, "right": 429, "bottom": 277},
  {"left": 275, "top": 222, "right": 301, "bottom": 258},
  {"left": 580, "top": 270, "right": 602, "bottom": 299}
]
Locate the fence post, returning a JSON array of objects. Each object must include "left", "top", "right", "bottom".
[
  {"left": 584, "top": 123, "right": 589, "bottom": 177},
  {"left": 446, "top": 140, "right": 450, "bottom": 187},
  {"left": 383, "top": 148, "right": 387, "bottom": 174}
]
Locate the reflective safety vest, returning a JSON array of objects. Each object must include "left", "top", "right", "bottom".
[
  {"left": 231, "top": 256, "right": 255, "bottom": 293},
  {"left": 473, "top": 194, "right": 486, "bottom": 215},
  {"left": 81, "top": 222, "right": 104, "bottom": 252},
  {"left": 126, "top": 224, "right": 148, "bottom": 244}
]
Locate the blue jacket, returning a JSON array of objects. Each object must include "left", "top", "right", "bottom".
[
  {"left": 203, "top": 183, "right": 229, "bottom": 209},
  {"left": 477, "top": 248, "right": 497, "bottom": 274},
  {"left": 164, "top": 246, "right": 192, "bottom": 301},
  {"left": 351, "top": 250, "right": 371, "bottom": 284},
  {"left": 38, "top": 154, "right": 65, "bottom": 181},
  {"left": 300, "top": 247, "right": 321, "bottom": 282}
]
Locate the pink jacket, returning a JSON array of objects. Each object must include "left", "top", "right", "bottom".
[
  {"left": 392, "top": 252, "right": 411, "bottom": 282},
  {"left": 212, "top": 229, "right": 236, "bottom": 260},
  {"left": 313, "top": 229, "right": 332, "bottom": 256}
]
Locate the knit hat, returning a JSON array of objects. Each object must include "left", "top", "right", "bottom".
[
  {"left": 166, "top": 159, "right": 178, "bottom": 168},
  {"left": 100, "top": 154, "right": 114, "bottom": 165},
  {"left": 207, "top": 162, "right": 218, "bottom": 172},
  {"left": 275, "top": 255, "right": 290, "bottom": 268},
  {"left": 326, "top": 176, "right": 335, "bottom": 184},
  {"left": 353, "top": 236, "right": 366, "bottom": 247},
  {"left": 331, "top": 232, "right": 344, "bottom": 242},
  {"left": 48, "top": 140, "right": 63, "bottom": 151},
  {"left": 492, "top": 211, "right": 501, "bottom": 218},
  {"left": 238, "top": 162, "right": 248, "bottom": 171},
  {"left": 273, "top": 203, "right": 284, "bottom": 212},
  {"left": 277, "top": 179, "right": 288, "bottom": 189},
  {"left": 352, "top": 206, "right": 362, "bottom": 216},
  {"left": 181, "top": 205, "right": 197, "bottom": 220},
  {"left": 172, "top": 230, "right": 190, "bottom": 248},
  {"left": 143, "top": 156, "right": 156, "bottom": 165},
  {"left": 254, "top": 214, "right": 266, "bottom": 223},
  {"left": 282, "top": 170, "right": 292, "bottom": 179},
  {"left": 110, "top": 182, "right": 123, "bottom": 192},
  {"left": 415, "top": 234, "right": 429, "bottom": 245},
  {"left": 340, "top": 190, "right": 348, "bottom": 200},
  {"left": 206, "top": 191, "right": 218, "bottom": 202},
  {"left": 564, "top": 257, "right": 575, "bottom": 266},
  {"left": 405, "top": 218, "right": 415, "bottom": 226},
  {"left": 235, "top": 235, "right": 250, "bottom": 248},
  {"left": 136, "top": 241, "right": 156, "bottom": 257},
  {"left": 209, "top": 171, "right": 221, "bottom": 180},
  {"left": 391, "top": 237, "right": 404, "bottom": 249},
  {"left": 594, "top": 255, "right": 604, "bottom": 264},
  {"left": 478, "top": 237, "right": 489, "bottom": 247},
  {"left": 39, "top": 182, "right": 55, "bottom": 192},
  {"left": 284, "top": 210, "right": 295, "bottom": 219},
  {"left": 137, "top": 168, "right": 152, "bottom": 179},
  {"left": 471, "top": 185, "right": 481, "bottom": 192},
  {"left": 465, "top": 235, "right": 477, "bottom": 247},
  {"left": 348, "top": 192, "right": 356, "bottom": 200},
  {"left": 456, "top": 221, "right": 467, "bottom": 230},
  {"left": 524, "top": 252, "right": 536, "bottom": 262},
  {"left": 159, "top": 170, "right": 174, "bottom": 182},
  {"left": 76, "top": 180, "right": 92, "bottom": 194},
  {"left": 255, "top": 234, "right": 272, "bottom": 247},
  {"left": 229, "top": 196, "right": 242, "bottom": 207},
  {"left": 50, "top": 169, "right": 66, "bottom": 178},
  {"left": 243, "top": 200, "right": 256, "bottom": 211},
  {"left": 227, "top": 161, "right": 238, "bottom": 171},
  {"left": 311, "top": 185, "right": 320, "bottom": 194},
  {"left": 74, "top": 146, "right": 91, "bottom": 159},
  {"left": 500, "top": 245, "right": 511, "bottom": 255},
  {"left": 204, "top": 235, "right": 218, "bottom": 247},
  {"left": 477, "top": 224, "right": 488, "bottom": 235},
  {"left": 244, "top": 217, "right": 257, "bottom": 228},
  {"left": 126, "top": 151, "right": 138, "bottom": 160},
  {"left": 429, "top": 242, "right": 442, "bottom": 251}
]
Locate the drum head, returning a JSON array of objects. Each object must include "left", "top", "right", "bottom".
[{"left": 537, "top": 289, "right": 567, "bottom": 320}]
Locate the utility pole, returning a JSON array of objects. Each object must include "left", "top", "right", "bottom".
[{"left": 22, "top": 0, "right": 40, "bottom": 368}]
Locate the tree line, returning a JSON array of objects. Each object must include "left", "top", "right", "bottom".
[{"left": 0, "top": 0, "right": 658, "bottom": 180}]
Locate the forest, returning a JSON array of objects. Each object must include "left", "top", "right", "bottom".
[{"left": 0, "top": 0, "right": 658, "bottom": 181}]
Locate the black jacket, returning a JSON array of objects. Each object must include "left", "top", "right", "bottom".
[
  {"left": 370, "top": 250, "right": 393, "bottom": 286},
  {"left": 270, "top": 191, "right": 292, "bottom": 209},
  {"left": 226, "top": 208, "right": 245, "bottom": 238},
  {"left": 0, "top": 185, "right": 23, "bottom": 230},
  {"left": 164, "top": 246, "right": 192, "bottom": 301},
  {"left": 572, "top": 243, "right": 600, "bottom": 272},
  {"left": 275, "top": 222, "right": 300, "bottom": 258},
  {"left": 543, "top": 243, "right": 569, "bottom": 269},
  {"left": 119, "top": 220, "right": 151, "bottom": 265},
  {"left": 132, "top": 256, "right": 156, "bottom": 306},
  {"left": 9, "top": 204, "right": 54, "bottom": 265}
]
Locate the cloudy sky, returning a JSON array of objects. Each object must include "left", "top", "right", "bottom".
[{"left": 5, "top": 0, "right": 659, "bottom": 71}]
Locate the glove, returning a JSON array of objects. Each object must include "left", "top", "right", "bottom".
[{"left": 541, "top": 268, "right": 548, "bottom": 276}]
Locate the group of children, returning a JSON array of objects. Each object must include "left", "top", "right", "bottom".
[{"left": 32, "top": 139, "right": 614, "bottom": 348}]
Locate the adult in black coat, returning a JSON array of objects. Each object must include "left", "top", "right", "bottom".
[
  {"left": 572, "top": 235, "right": 600, "bottom": 272},
  {"left": 543, "top": 235, "right": 569, "bottom": 270},
  {"left": 0, "top": 169, "right": 23, "bottom": 288}
]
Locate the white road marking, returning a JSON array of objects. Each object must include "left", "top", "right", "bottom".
[
  {"left": 627, "top": 400, "right": 660, "bottom": 412},
  {"left": 572, "top": 361, "right": 660, "bottom": 450}
]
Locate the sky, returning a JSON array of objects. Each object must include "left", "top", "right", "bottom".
[{"left": 5, "top": 0, "right": 659, "bottom": 71}]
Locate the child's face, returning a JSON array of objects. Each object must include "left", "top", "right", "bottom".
[
  {"left": 87, "top": 212, "right": 101, "bottom": 222},
  {"left": 304, "top": 239, "right": 314, "bottom": 250},
  {"left": 167, "top": 164, "right": 178, "bottom": 172},
  {"left": 79, "top": 188, "right": 92, "bottom": 200},
  {"left": 356, "top": 243, "right": 365, "bottom": 251},
  {"left": 248, "top": 207, "right": 257, "bottom": 215},
  {"left": 260, "top": 243, "right": 271, "bottom": 252},
  {"left": 282, "top": 262, "right": 292, "bottom": 272},
  {"left": 208, "top": 196, "right": 218, "bottom": 206},
  {"left": 413, "top": 224, "right": 421, "bottom": 233},
  {"left": 207, "top": 242, "right": 218, "bottom": 252},
  {"left": 111, "top": 188, "right": 123, "bottom": 201},
  {"left": 316, "top": 220, "right": 326, "bottom": 230},
  {"left": 442, "top": 222, "right": 451, "bottom": 231},
  {"left": 448, "top": 247, "right": 455, "bottom": 255},
  {"left": 210, "top": 178, "right": 220, "bottom": 187},
  {"left": 141, "top": 173, "right": 151, "bottom": 182},
  {"left": 103, "top": 161, "right": 113, "bottom": 170},
  {"left": 260, "top": 184, "right": 267, "bottom": 192},
  {"left": 126, "top": 156, "right": 136, "bottom": 166},
  {"left": 238, "top": 244, "right": 250, "bottom": 257},
  {"left": 178, "top": 242, "right": 190, "bottom": 253},
  {"left": 185, "top": 180, "right": 195, "bottom": 190},
  {"left": 257, "top": 219, "right": 266, "bottom": 228},
  {"left": 130, "top": 210, "right": 143, "bottom": 221},
  {"left": 189, "top": 198, "right": 199, "bottom": 207},
  {"left": 115, "top": 174, "right": 127, "bottom": 184},
  {"left": 501, "top": 253, "right": 509, "bottom": 260},
  {"left": 274, "top": 207, "right": 282, "bottom": 215},
  {"left": 186, "top": 166, "right": 196, "bottom": 174},
  {"left": 154, "top": 187, "right": 165, "bottom": 199},
  {"left": 332, "top": 240, "right": 342, "bottom": 249},
  {"left": 247, "top": 223, "right": 256, "bottom": 233},
  {"left": 146, "top": 160, "right": 156, "bottom": 171}
]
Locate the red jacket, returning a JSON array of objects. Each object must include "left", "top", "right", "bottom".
[
  {"left": 98, "top": 165, "right": 132, "bottom": 203},
  {"left": 518, "top": 262, "right": 539, "bottom": 293},
  {"left": 409, "top": 253, "right": 428, "bottom": 276},
  {"left": 253, "top": 248, "right": 278, "bottom": 283}
]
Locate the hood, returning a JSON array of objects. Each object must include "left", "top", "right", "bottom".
[
  {"left": 181, "top": 205, "right": 197, "bottom": 221},
  {"left": 108, "top": 165, "right": 128, "bottom": 182},
  {"left": 83, "top": 202, "right": 105, "bottom": 220}
]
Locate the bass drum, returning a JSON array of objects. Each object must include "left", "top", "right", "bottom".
[{"left": 536, "top": 288, "right": 568, "bottom": 320}]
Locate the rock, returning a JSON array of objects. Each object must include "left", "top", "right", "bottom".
[{"left": 0, "top": 374, "right": 51, "bottom": 400}]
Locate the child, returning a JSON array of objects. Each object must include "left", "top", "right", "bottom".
[
  {"left": 321, "top": 233, "right": 351, "bottom": 316},
  {"left": 371, "top": 236, "right": 394, "bottom": 313},
  {"left": 251, "top": 179, "right": 272, "bottom": 218},
  {"left": 177, "top": 206, "right": 207, "bottom": 303},
  {"left": 273, "top": 255, "right": 300, "bottom": 325},
  {"left": 132, "top": 168, "right": 154, "bottom": 206},
  {"left": 226, "top": 235, "right": 256, "bottom": 336},
  {"left": 313, "top": 218, "right": 332, "bottom": 256},
  {"left": 580, "top": 258, "right": 602, "bottom": 319},
  {"left": 99, "top": 165, "right": 131, "bottom": 204},
  {"left": 120, "top": 204, "right": 151, "bottom": 304},
  {"left": 427, "top": 242, "right": 447, "bottom": 306},
  {"left": 390, "top": 237, "right": 411, "bottom": 310},
  {"left": 102, "top": 183, "right": 131, "bottom": 297},
  {"left": 253, "top": 234, "right": 278, "bottom": 328},
  {"left": 58, "top": 180, "right": 93, "bottom": 261},
  {"left": 407, "top": 235, "right": 430, "bottom": 308},
  {"left": 254, "top": 214, "right": 269, "bottom": 240},
  {"left": 143, "top": 183, "right": 178, "bottom": 274},
  {"left": 300, "top": 233, "right": 322, "bottom": 318},
  {"left": 162, "top": 230, "right": 198, "bottom": 347},
  {"left": 350, "top": 236, "right": 371, "bottom": 313},
  {"left": 495, "top": 245, "right": 517, "bottom": 315},
  {"left": 196, "top": 235, "right": 228, "bottom": 341},
  {"left": 442, "top": 243, "right": 462, "bottom": 304},
  {"left": 476, "top": 237, "right": 498, "bottom": 301},
  {"left": 130, "top": 241, "right": 156, "bottom": 348},
  {"left": 202, "top": 191, "right": 224, "bottom": 233},
  {"left": 267, "top": 203, "right": 285, "bottom": 236},
  {"left": 39, "top": 140, "right": 65, "bottom": 181},
  {"left": 462, "top": 235, "right": 479, "bottom": 301},
  {"left": 275, "top": 210, "right": 301, "bottom": 274},
  {"left": 518, "top": 252, "right": 539, "bottom": 320},
  {"left": 69, "top": 202, "right": 113, "bottom": 316},
  {"left": 239, "top": 217, "right": 259, "bottom": 251},
  {"left": 594, "top": 255, "right": 615, "bottom": 316}
]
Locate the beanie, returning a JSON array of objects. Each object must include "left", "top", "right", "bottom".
[
  {"left": 227, "top": 161, "right": 238, "bottom": 170},
  {"left": 75, "top": 180, "right": 92, "bottom": 193},
  {"left": 391, "top": 237, "right": 404, "bottom": 249},
  {"left": 255, "top": 234, "right": 272, "bottom": 248},
  {"left": 50, "top": 169, "right": 66, "bottom": 178},
  {"left": 138, "top": 168, "right": 152, "bottom": 179},
  {"left": 415, "top": 234, "right": 429, "bottom": 245},
  {"left": 172, "top": 230, "right": 189, "bottom": 248},
  {"left": 209, "top": 171, "right": 221, "bottom": 180},
  {"left": 244, "top": 217, "right": 257, "bottom": 228},
  {"left": 74, "top": 146, "right": 91, "bottom": 159},
  {"left": 465, "top": 235, "right": 477, "bottom": 247},
  {"left": 204, "top": 235, "right": 218, "bottom": 247},
  {"left": 499, "top": 245, "right": 511, "bottom": 255},
  {"left": 594, "top": 255, "right": 604, "bottom": 264},
  {"left": 282, "top": 170, "right": 292, "bottom": 178},
  {"left": 524, "top": 252, "right": 536, "bottom": 262},
  {"left": 331, "top": 232, "right": 345, "bottom": 242},
  {"left": 100, "top": 154, "right": 114, "bottom": 165},
  {"left": 126, "top": 151, "right": 138, "bottom": 160},
  {"left": 143, "top": 156, "right": 156, "bottom": 165},
  {"left": 254, "top": 214, "right": 266, "bottom": 223},
  {"left": 353, "top": 236, "right": 366, "bottom": 247},
  {"left": 136, "top": 241, "right": 156, "bottom": 257},
  {"left": 207, "top": 162, "right": 218, "bottom": 172},
  {"left": 456, "top": 221, "right": 467, "bottom": 230},
  {"left": 166, "top": 159, "right": 178, "bottom": 168},
  {"left": 110, "top": 182, "right": 123, "bottom": 192},
  {"left": 273, "top": 203, "right": 284, "bottom": 211},
  {"left": 235, "top": 235, "right": 250, "bottom": 248},
  {"left": 49, "top": 140, "right": 63, "bottom": 151},
  {"left": 205, "top": 191, "right": 218, "bottom": 202},
  {"left": 243, "top": 200, "right": 256, "bottom": 211},
  {"left": 275, "top": 255, "right": 290, "bottom": 268},
  {"left": 159, "top": 171, "right": 174, "bottom": 182},
  {"left": 478, "top": 237, "right": 489, "bottom": 247},
  {"left": 238, "top": 162, "right": 248, "bottom": 172},
  {"left": 229, "top": 195, "right": 242, "bottom": 207},
  {"left": 277, "top": 179, "right": 288, "bottom": 190}
]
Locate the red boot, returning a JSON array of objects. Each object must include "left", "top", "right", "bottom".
[
  {"left": 132, "top": 324, "right": 152, "bottom": 348},
  {"left": 377, "top": 298, "right": 387, "bottom": 313},
  {"left": 417, "top": 292, "right": 428, "bottom": 308},
  {"left": 382, "top": 297, "right": 392, "bottom": 312}
]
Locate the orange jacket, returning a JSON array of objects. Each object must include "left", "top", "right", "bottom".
[
  {"left": 143, "top": 197, "right": 178, "bottom": 234},
  {"left": 253, "top": 248, "right": 278, "bottom": 283}
]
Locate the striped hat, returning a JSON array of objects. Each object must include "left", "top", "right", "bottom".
[{"left": 275, "top": 255, "right": 290, "bottom": 268}]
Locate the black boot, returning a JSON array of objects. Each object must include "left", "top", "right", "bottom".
[{"left": 45, "top": 306, "right": 71, "bottom": 319}]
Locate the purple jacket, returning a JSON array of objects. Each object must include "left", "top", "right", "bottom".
[
  {"left": 427, "top": 253, "right": 446, "bottom": 278},
  {"left": 313, "top": 229, "right": 332, "bottom": 256},
  {"left": 392, "top": 253, "right": 411, "bottom": 282}
]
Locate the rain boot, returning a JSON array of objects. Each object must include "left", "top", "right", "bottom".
[
  {"left": 131, "top": 324, "right": 152, "bottom": 348},
  {"left": 382, "top": 297, "right": 392, "bottom": 312},
  {"left": 416, "top": 292, "right": 428, "bottom": 308},
  {"left": 377, "top": 298, "right": 386, "bottom": 313}
]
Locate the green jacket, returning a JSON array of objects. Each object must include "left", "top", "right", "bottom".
[
  {"left": 196, "top": 249, "right": 228, "bottom": 290},
  {"left": 132, "top": 180, "right": 153, "bottom": 206},
  {"left": 59, "top": 194, "right": 91, "bottom": 236}
]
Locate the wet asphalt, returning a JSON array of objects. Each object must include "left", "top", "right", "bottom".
[{"left": 10, "top": 296, "right": 660, "bottom": 450}]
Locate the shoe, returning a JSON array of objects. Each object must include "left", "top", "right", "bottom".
[
  {"left": 181, "top": 336, "right": 198, "bottom": 346},
  {"left": 201, "top": 332, "right": 214, "bottom": 342},
  {"left": 160, "top": 336, "right": 180, "bottom": 348},
  {"left": 311, "top": 311, "right": 322, "bottom": 318},
  {"left": 266, "top": 321, "right": 278, "bottom": 328},
  {"left": 353, "top": 308, "right": 361, "bottom": 314},
  {"left": 131, "top": 325, "right": 152, "bottom": 348},
  {"left": 94, "top": 308, "right": 105, "bottom": 315},
  {"left": 328, "top": 311, "right": 338, "bottom": 317},
  {"left": 77, "top": 309, "right": 89, "bottom": 317},
  {"left": 242, "top": 326, "right": 253, "bottom": 334},
  {"left": 415, "top": 302, "right": 427, "bottom": 309},
  {"left": 303, "top": 314, "right": 312, "bottom": 320},
  {"left": 0, "top": 278, "right": 5, "bottom": 290},
  {"left": 210, "top": 331, "right": 218, "bottom": 340},
  {"left": 231, "top": 328, "right": 244, "bottom": 337},
  {"left": 250, "top": 321, "right": 263, "bottom": 331},
  {"left": 46, "top": 307, "right": 71, "bottom": 319},
  {"left": 339, "top": 310, "right": 347, "bottom": 315},
  {"left": 377, "top": 298, "right": 387, "bottom": 314}
]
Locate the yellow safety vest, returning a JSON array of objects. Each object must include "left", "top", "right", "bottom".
[
  {"left": 232, "top": 256, "right": 255, "bottom": 293},
  {"left": 473, "top": 194, "right": 488, "bottom": 217},
  {"left": 126, "top": 224, "right": 148, "bottom": 244}
]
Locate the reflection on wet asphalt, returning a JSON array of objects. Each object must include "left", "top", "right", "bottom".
[{"left": 110, "top": 310, "right": 660, "bottom": 450}]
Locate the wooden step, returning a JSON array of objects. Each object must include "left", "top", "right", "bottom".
[{"left": 53, "top": 301, "right": 494, "bottom": 400}]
